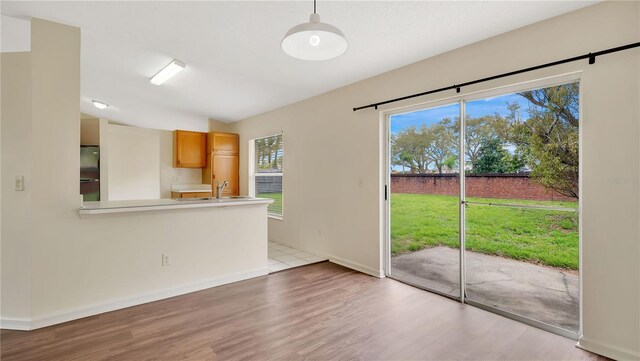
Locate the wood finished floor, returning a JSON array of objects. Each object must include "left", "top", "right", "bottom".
[{"left": 1, "top": 262, "right": 606, "bottom": 361}]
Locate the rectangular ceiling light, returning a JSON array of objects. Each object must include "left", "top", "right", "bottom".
[{"left": 150, "top": 59, "right": 185, "bottom": 85}]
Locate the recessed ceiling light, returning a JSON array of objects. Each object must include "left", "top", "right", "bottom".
[
  {"left": 150, "top": 59, "right": 186, "bottom": 85},
  {"left": 92, "top": 100, "right": 109, "bottom": 109},
  {"left": 282, "top": 0, "right": 348, "bottom": 61}
]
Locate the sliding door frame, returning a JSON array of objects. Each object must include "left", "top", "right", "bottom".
[
  {"left": 383, "top": 97, "right": 464, "bottom": 301},
  {"left": 382, "top": 71, "right": 583, "bottom": 339},
  {"left": 458, "top": 99, "right": 466, "bottom": 303}
]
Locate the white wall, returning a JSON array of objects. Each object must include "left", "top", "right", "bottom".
[
  {"left": 1, "top": 15, "right": 30, "bottom": 53},
  {"left": 232, "top": 2, "right": 639, "bottom": 359},
  {"left": 106, "top": 124, "right": 201, "bottom": 200},
  {"left": 1, "top": 18, "right": 268, "bottom": 332}
]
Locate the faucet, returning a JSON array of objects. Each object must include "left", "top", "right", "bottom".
[{"left": 216, "top": 180, "right": 228, "bottom": 199}]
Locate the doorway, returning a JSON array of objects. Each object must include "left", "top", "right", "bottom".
[{"left": 385, "top": 75, "right": 581, "bottom": 338}]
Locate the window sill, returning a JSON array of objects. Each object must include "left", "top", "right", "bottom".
[{"left": 268, "top": 214, "right": 283, "bottom": 221}]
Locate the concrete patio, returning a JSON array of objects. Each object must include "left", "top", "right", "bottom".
[{"left": 391, "top": 246, "right": 579, "bottom": 332}]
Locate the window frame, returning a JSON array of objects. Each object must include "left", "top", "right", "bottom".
[{"left": 249, "top": 133, "right": 284, "bottom": 219}]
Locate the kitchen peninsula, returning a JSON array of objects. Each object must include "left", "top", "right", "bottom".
[
  {"left": 52, "top": 196, "right": 276, "bottom": 330},
  {"left": 80, "top": 196, "right": 271, "bottom": 216}
]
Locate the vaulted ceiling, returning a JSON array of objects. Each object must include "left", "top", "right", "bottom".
[{"left": 1, "top": 1, "right": 597, "bottom": 131}]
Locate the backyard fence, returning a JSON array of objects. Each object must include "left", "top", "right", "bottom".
[
  {"left": 255, "top": 175, "right": 283, "bottom": 194},
  {"left": 390, "top": 173, "right": 574, "bottom": 201}
]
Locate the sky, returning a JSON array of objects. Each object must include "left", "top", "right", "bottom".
[
  {"left": 390, "top": 92, "right": 531, "bottom": 134},
  {"left": 389, "top": 92, "right": 532, "bottom": 172}
]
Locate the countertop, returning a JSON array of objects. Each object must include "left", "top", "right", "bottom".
[
  {"left": 79, "top": 197, "right": 273, "bottom": 216},
  {"left": 170, "top": 184, "right": 212, "bottom": 193}
]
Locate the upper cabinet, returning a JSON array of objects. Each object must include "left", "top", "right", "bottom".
[
  {"left": 174, "top": 130, "right": 207, "bottom": 168},
  {"left": 209, "top": 132, "right": 239, "bottom": 155},
  {"left": 203, "top": 132, "right": 239, "bottom": 196}
]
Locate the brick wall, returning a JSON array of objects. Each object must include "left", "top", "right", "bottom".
[{"left": 390, "top": 174, "right": 575, "bottom": 201}]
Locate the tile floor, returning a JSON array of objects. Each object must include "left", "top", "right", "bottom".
[{"left": 268, "top": 241, "right": 327, "bottom": 273}]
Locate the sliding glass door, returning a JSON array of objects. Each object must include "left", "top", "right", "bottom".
[
  {"left": 387, "top": 78, "right": 580, "bottom": 338},
  {"left": 462, "top": 83, "right": 580, "bottom": 336},
  {"left": 388, "top": 102, "right": 461, "bottom": 298}
]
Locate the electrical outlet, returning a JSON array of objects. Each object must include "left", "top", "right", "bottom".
[
  {"left": 15, "top": 175, "right": 24, "bottom": 191},
  {"left": 162, "top": 254, "right": 170, "bottom": 267}
]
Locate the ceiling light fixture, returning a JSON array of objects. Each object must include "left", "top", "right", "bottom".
[
  {"left": 92, "top": 100, "right": 109, "bottom": 109},
  {"left": 281, "top": 0, "right": 348, "bottom": 61},
  {"left": 150, "top": 59, "right": 186, "bottom": 85}
]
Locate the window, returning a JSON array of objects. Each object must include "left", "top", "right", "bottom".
[{"left": 249, "top": 133, "right": 283, "bottom": 218}]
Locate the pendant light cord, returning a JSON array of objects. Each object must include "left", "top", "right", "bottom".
[{"left": 313, "top": 0, "right": 316, "bottom": 14}]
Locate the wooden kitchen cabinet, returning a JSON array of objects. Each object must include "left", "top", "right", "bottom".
[
  {"left": 210, "top": 132, "right": 239, "bottom": 155},
  {"left": 212, "top": 155, "right": 239, "bottom": 196},
  {"left": 174, "top": 130, "right": 207, "bottom": 168},
  {"left": 203, "top": 132, "right": 239, "bottom": 197},
  {"left": 171, "top": 191, "right": 212, "bottom": 199}
]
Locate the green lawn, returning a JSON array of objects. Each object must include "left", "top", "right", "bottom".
[
  {"left": 391, "top": 193, "right": 579, "bottom": 270},
  {"left": 258, "top": 192, "right": 282, "bottom": 215}
]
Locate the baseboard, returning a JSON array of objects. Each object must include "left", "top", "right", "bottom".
[
  {"left": 3, "top": 267, "right": 268, "bottom": 331},
  {"left": 326, "top": 254, "right": 385, "bottom": 278},
  {"left": 577, "top": 336, "right": 640, "bottom": 361},
  {"left": 271, "top": 240, "right": 384, "bottom": 278},
  {"left": 0, "top": 317, "right": 31, "bottom": 331}
]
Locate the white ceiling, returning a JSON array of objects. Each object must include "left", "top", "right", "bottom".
[{"left": 1, "top": 1, "right": 597, "bottom": 131}]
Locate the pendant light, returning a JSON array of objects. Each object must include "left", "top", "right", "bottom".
[{"left": 281, "top": 0, "right": 348, "bottom": 61}]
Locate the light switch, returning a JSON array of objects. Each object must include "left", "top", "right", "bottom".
[{"left": 15, "top": 175, "right": 25, "bottom": 191}]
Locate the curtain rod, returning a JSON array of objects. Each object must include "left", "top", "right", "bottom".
[{"left": 352, "top": 42, "right": 640, "bottom": 112}]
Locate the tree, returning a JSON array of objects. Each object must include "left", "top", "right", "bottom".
[
  {"left": 460, "top": 115, "right": 501, "bottom": 165},
  {"left": 507, "top": 83, "right": 579, "bottom": 198},
  {"left": 506, "top": 151, "right": 526, "bottom": 173},
  {"left": 472, "top": 138, "right": 512, "bottom": 174},
  {"left": 443, "top": 155, "right": 458, "bottom": 172},
  {"left": 391, "top": 126, "right": 431, "bottom": 173},
  {"left": 391, "top": 119, "right": 458, "bottom": 174},
  {"left": 255, "top": 135, "right": 283, "bottom": 171},
  {"left": 391, "top": 150, "right": 414, "bottom": 173},
  {"left": 425, "top": 119, "right": 457, "bottom": 174}
]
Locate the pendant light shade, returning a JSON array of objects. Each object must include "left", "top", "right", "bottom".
[{"left": 282, "top": 6, "right": 348, "bottom": 61}]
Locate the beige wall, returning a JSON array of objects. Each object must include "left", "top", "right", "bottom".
[
  {"left": 1, "top": 18, "right": 268, "bottom": 331},
  {"left": 104, "top": 124, "right": 201, "bottom": 200},
  {"left": 0, "top": 51, "right": 33, "bottom": 326},
  {"left": 1, "top": 5, "right": 638, "bottom": 359},
  {"left": 209, "top": 118, "right": 234, "bottom": 133},
  {"left": 107, "top": 124, "right": 161, "bottom": 200},
  {"left": 98, "top": 118, "right": 109, "bottom": 199},
  {"left": 28, "top": 16, "right": 83, "bottom": 325},
  {"left": 233, "top": 2, "right": 639, "bottom": 359},
  {"left": 80, "top": 115, "right": 99, "bottom": 145}
]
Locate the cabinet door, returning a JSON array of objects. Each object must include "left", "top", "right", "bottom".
[
  {"left": 212, "top": 154, "right": 239, "bottom": 196},
  {"left": 211, "top": 132, "right": 239, "bottom": 155},
  {"left": 174, "top": 130, "right": 207, "bottom": 168},
  {"left": 180, "top": 192, "right": 212, "bottom": 198}
]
